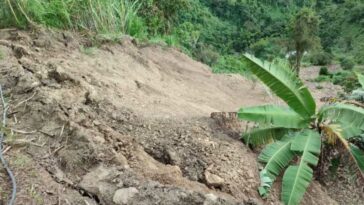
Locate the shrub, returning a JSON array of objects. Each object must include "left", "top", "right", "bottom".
[
  {"left": 307, "top": 52, "right": 332, "bottom": 66},
  {"left": 332, "top": 71, "right": 360, "bottom": 92},
  {"left": 249, "top": 38, "right": 283, "bottom": 61},
  {"left": 212, "top": 55, "right": 248, "bottom": 75},
  {"left": 319, "top": 66, "right": 329, "bottom": 75},
  {"left": 314, "top": 75, "right": 331, "bottom": 82},
  {"left": 340, "top": 57, "right": 355, "bottom": 70},
  {"left": 194, "top": 44, "right": 220, "bottom": 66}
]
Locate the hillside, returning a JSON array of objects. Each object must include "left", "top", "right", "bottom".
[
  {"left": 0, "top": 28, "right": 361, "bottom": 205},
  {"left": 2, "top": 0, "right": 364, "bottom": 71}
]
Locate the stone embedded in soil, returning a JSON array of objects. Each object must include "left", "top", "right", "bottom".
[
  {"left": 113, "top": 187, "right": 139, "bottom": 205},
  {"left": 113, "top": 152, "right": 130, "bottom": 169},
  {"left": 204, "top": 193, "right": 219, "bottom": 205},
  {"left": 79, "top": 165, "right": 116, "bottom": 193},
  {"left": 204, "top": 171, "right": 225, "bottom": 187},
  {"left": 13, "top": 44, "right": 30, "bottom": 58}
]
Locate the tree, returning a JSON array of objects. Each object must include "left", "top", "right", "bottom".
[
  {"left": 288, "top": 8, "right": 320, "bottom": 75},
  {"left": 238, "top": 54, "right": 364, "bottom": 205}
]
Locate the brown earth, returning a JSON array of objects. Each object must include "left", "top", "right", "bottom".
[{"left": 0, "top": 28, "right": 359, "bottom": 205}]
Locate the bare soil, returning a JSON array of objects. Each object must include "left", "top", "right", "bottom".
[{"left": 0, "top": 28, "right": 360, "bottom": 205}]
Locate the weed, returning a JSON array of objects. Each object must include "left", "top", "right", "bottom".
[
  {"left": 80, "top": 46, "right": 97, "bottom": 56},
  {"left": 28, "top": 185, "right": 43, "bottom": 204},
  {"left": 13, "top": 154, "right": 31, "bottom": 168},
  {"left": 313, "top": 75, "right": 331, "bottom": 83}
]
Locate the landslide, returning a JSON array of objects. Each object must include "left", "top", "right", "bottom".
[{"left": 0, "top": 28, "right": 347, "bottom": 205}]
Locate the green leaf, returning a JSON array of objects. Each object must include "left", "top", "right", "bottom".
[
  {"left": 259, "top": 136, "right": 295, "bottom": 181},
  {"left": 282, "top": 130, "right": 321, "bottom": 205},
  {"left": 243, "top": 54, "right": 316, "bottom": 118},
  {"left": 238, "top": 105, "right": 310, "bottom": 128},
  {"left": 243, "top": 127, "right": 290, "bottom": 146},
  {"left": 318, "top": 103, "right": 364, "bottom": 130},
  {"left": 258, "top": 169, "right": 273, "bottom": 198},
  {"left": 282, "top": 164, "right": 313, "bottom": 205},
  {"left": 349, "top": 144, "right": 364, "bottom": 172},
  {"left": 291, "top": 130, "right": 321, "bottom": 166},
  {"left": 357, "top": 73, "right": 364, "bottom": 88},
  {"left": 337, "top": 122, "right": 363, "bottom": 139}
]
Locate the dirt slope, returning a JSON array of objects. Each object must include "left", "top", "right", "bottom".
[{"left": 0, "top": 28, "right": 349, "bottom": 205}]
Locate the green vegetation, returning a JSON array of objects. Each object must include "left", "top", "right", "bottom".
[
  {"left": 80, "top": 46, "right": 97, "bottom": 56},
  {"left": 2, "top": 0, "right": 364, "bottom": 78},
  {"left": 319, "top": 66, "right": 329, "bottom": 76},
  {"left": 307, "top": 51, "right": 332, "bottom": 66},
  {"left": 1, "top": 1, "right": 364, "bottom": 204},
  {"left": 340, "top": 57, "right": 355, "bottom": 70},
  {"left": 238, "top": 54, "right": 364, "bottom": 205},
  {"left": 288, "top": 8, "right": 320, "bottom": 74},
  {"left": 1, "top": 0, "right": 146, "bottom": 38},
  {"left": 348, "top": 73, "right": 364, "bottom": 102}
]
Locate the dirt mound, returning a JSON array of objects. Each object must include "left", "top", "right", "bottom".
[{"left": 0, "top": 28, "right": 345, "bottom": 205}]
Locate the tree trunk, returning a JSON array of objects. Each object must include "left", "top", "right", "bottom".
[{"left": 295, "top": 46, "right": 302, "bottom": 76}]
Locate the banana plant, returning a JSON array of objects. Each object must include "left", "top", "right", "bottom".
[{"left": 238, "top": 54, "right": 364, "bottom": 205}]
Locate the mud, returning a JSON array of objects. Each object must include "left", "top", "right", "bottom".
[{"left": 0, "top": 28, "right": 356, "bottom": 205}]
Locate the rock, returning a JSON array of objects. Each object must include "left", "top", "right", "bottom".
[
  {"left": 47, "top": 63, "right": 73, "bottom": 83},
  {"left": 79, "top": 165, "right": 115, "bottom": 193},
  {"left": 166, "top": 149, "right": 180, "bottom": 165},
  {"left": 13, "top": 44, "right": 30, "bottom": 58},
  {"left": 113, "top": 152, "right": 130, "bottom": 169},
  {"left": 85, "top": 87, "right": 103, "bottom": 105},
  {"left": 98, "top": 182, "right": 117, "bottom": 204},
  {"left": 79, "top": 165, "right": 120, "bottom": 204},
  {"left": 113, "top": 187, "right": 139, "bottom": 205},
  {"left": 204, "top": 171, "right": 224, "bottom": 187},
  {"left": 15, "top": 71, "right": 40, "bottom": 93},
  {"left": 204, "top": 193, "right": 219, "bottom": 205},
  {"left": 33, "top": 38, "right": 51, "bottom": 48}
]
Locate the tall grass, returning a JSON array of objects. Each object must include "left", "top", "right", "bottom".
[{"left": 0, "top": 0, "right": 146, "bottom": 38}]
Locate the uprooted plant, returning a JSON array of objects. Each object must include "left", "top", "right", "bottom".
[{"left": 238, "top": 54, "right": 364, "bottom": 205}]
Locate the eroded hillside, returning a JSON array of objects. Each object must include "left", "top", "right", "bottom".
[{"left": 0, "top": 28, "right": 358, "bottom": 205}]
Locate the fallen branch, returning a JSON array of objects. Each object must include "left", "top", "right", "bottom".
[
  {"left": 13, "top": 91, "right": 37, "bottom": 109},
  {"left": 11, "top": 129, "right": 37, "bottom": 134},
  {"left": 2, "top": 146, "right": 11, "bottom": 155}
]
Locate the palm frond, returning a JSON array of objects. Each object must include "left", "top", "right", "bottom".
[
  {"left": 258, "top": 136, "right": 295, "bottom": 180},
  {"left": 258, "top": 136, "right": 295, "bottom": 196},
  {"left": 282, "top": 164, "right": 313, "bottom": 205},
  {"left": 350, "top": 144, "right": 364, "bottom": 172},
  {"left": 243, "top": 54, "right": 316, "bottom": 118},
  {"left": 291, "top": 130, "right": 321, "bottom": 165},
  {"left": 357, "top": 72, "right": 364, "bottom": 88},
  {"left": 282, "top": 130, "right": 321, "bottom": 205},
  {"left": 318, "top": 103, "right": 364, "bottom": 130},
  {"left": 243, "top": 127, "right": 290, "bottom": 146},
  {"left": 238, "top": 105, "right": 310, "bottom": 128}
]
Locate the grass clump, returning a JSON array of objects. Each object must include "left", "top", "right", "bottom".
[
  {"left": 80, "top": 46, "right": 97, "bottom": 56},
  {"left": 0, "top": 0, "right": 147, "bottom": 38}
]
